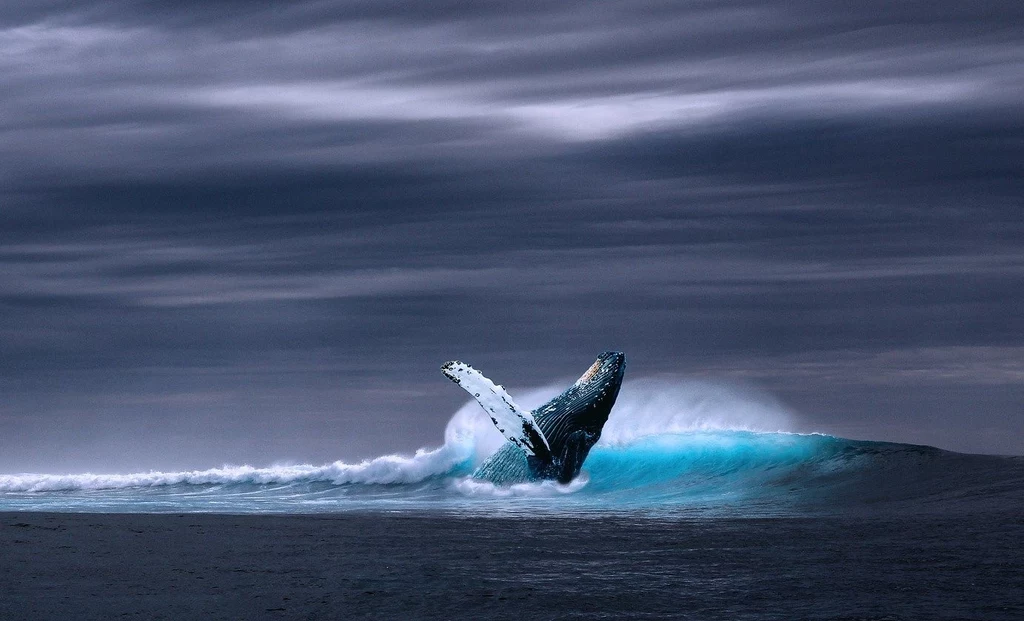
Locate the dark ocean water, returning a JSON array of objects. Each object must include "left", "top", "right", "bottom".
[
  {"left": 1, "top": 510, "right": 1021, "bottom": 620},
  {"left": 322, "top": 512, "right": 1021, "bottom": 620}
]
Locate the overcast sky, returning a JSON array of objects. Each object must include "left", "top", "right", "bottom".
[{"left": 2, "top": 1, "right": 1022, "bottom": 471}]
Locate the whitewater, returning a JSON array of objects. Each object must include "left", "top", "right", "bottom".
[{"left": 2, "top": 379, "right": 1021, "bottom": 515}]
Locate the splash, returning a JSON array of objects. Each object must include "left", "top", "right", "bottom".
[{"left": 451, "top": 475, "right": 589, "bottom": 498}]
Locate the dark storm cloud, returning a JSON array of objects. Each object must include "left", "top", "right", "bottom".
[{"left": 1, "top": 1, "right": 1023, "bottom": 469}]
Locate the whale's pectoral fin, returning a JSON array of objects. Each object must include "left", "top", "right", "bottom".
[{"left": 441, "top": 361, "right": 552, "bottom": 463}]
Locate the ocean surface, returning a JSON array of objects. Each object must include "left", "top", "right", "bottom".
[
  {"left": 2, "top": 381, "right": 1021, "bottom": 619},
  {"left": 3, "top": 510, "right": 1021, "bottom": 620}
]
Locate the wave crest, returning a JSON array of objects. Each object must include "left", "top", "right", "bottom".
[{"left": 0, "top": 445, "right": 468, "bottom": 492}]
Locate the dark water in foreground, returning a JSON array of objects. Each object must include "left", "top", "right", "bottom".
[{"left": 2, "top": 510, "right": 1022, "bottom": 620}]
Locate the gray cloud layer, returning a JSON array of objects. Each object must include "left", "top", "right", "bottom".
[{"left": 2, "top": 1, "right": 1022, "bottom": 470}]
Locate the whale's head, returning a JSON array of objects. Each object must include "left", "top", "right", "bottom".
[
  {"left": 534, "top": 351, "right": 626, "bottom": 438},
  {"left": 575, "top": 351, "right": 626, "bottom": 394}
]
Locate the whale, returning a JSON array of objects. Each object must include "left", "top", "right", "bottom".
[{"left": 441, "top": 351, "right": 626, "bottom": 485}]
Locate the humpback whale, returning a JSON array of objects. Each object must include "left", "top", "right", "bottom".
[{"left": 442, "top": 351, "right": 625, "bottom": 485}]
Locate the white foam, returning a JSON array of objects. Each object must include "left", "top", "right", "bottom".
[
  {"left": 0, "top": 444, "right": 467, "bottom": 492},
  {"left": 451, "top": 473, "right": 589, "bottom": 498}
]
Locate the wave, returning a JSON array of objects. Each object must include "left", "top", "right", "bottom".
[
  {"left": 0, "top": 378, "right": 792, "bottom": 493},
  {"left": 1, "top": 379, "right": 1020, "bottom": 514}
]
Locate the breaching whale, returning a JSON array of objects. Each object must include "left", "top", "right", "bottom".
[{"left": 441, "top": 351, "right": 625, "bottom": 485}]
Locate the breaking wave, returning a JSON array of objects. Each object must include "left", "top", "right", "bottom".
[{"left": 1, "top": 379, "right": 1020, "bottom": 515}]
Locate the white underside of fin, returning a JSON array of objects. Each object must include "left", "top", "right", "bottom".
[{"left": 441, "top": 361, "right": 551, "bottom": 458}]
